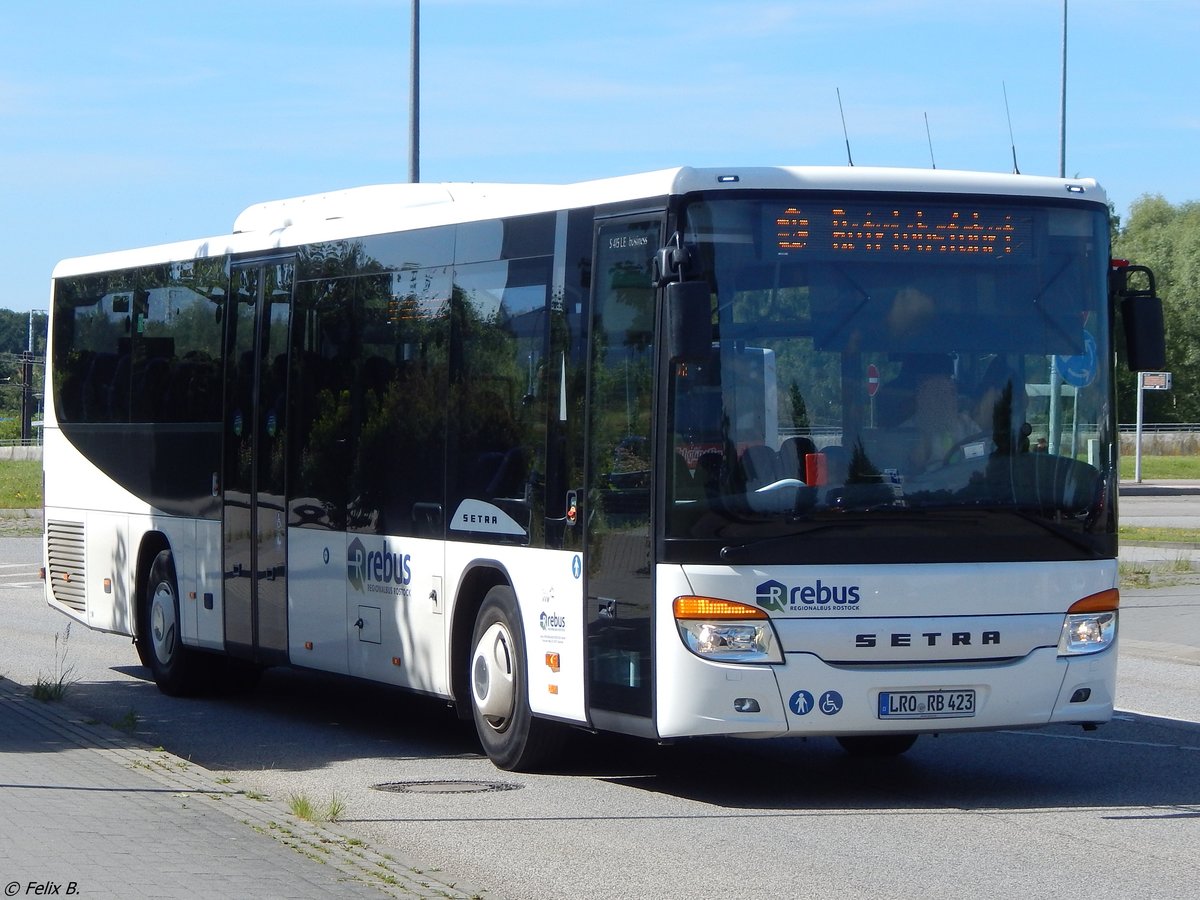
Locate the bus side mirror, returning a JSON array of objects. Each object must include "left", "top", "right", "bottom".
[
  {"left": 1113, "top": 262, "right": 1167, "bottom": 372},
  {"left": 665, "top": 281, "right": 711, "bottom": 362},
  {"left": 1122, "top": 295, "right": 1166, "bottom": 373}
]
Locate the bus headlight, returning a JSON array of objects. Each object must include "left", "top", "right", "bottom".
[
  {"left": 673, "top": 596, "right": 783, "bottom": 664},
  {"left": 1057, "top": 589, "right": 1118, "bottom": 656}
]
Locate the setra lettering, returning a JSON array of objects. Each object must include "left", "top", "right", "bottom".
[
  {"left": 462, "top": 513, "right": 498, "bottom": 525},
  {"left": 857, "top": 631, "right": 1001, "bottom": 649}
]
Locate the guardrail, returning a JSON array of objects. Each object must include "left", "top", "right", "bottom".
[{"left": 1117, "top": 423, "right": 1200, "bottom": 433}]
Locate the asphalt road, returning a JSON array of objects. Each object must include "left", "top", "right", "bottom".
[
  {"left": 4, "top": 531, "right": 1200, "bottom": 900},
  {"left": 1120, "top": 490, "right": 1200, "bottom": 529}
]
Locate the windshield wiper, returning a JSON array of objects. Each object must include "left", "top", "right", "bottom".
[
  {"left": 1005, "top": 507, "right": 1105, "bottom": 555},
  {"left": 720, "top": 522, "right": 842, "bottom": 562},
  {"left": 717, "top": 510, "right": 967, "bottom": 562}
]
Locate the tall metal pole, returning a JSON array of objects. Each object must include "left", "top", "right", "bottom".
[
  {"left": 1048, "top": 0, "right": 1068, "bottom": 456},
  {"left": 1135, "top": 373, "right": 1145, "bottom": 483},
  {"left": 1059, "top": 0, "right": 1068, "bottom": 178},
  {"left": 21, "top": 310, "right": 34, "bottom": 444},
  {"left": 409, "top": 0, "right": 420, "bottom": 183}
]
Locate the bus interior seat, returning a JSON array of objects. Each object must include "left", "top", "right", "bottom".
[
  {"left": 778, "top": 436, "right": 817, "bottom": 481},
  {"left": 741, "top": 444, "right": 782, "bottom": 491}
]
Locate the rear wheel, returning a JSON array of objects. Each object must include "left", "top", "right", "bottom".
[
  {"left": 144, "top": 550, "right": 202, "bottom": 696},
  {"left": 836, "top": 734, "right": 919, "bottom": 757},
  {"left": 470, "top": 585, "right": 565, "bottom": 771},
  {"left": 133, "top": 630, "right": 154, "bottom": 670}
]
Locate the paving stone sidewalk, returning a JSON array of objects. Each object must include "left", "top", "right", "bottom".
[{"left": 0, "top": 678, "right": 484, "bottom": 900}]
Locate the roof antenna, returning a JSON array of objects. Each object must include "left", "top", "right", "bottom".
[
  {"left": 924, "top": 112, "right": 936, "bottom": 169},
  {"left": 836, "top": 88, "right": 854, "bottom": 166},
  {"left": 1003, "top": 82, "right": 1020, "bottom": 174}
]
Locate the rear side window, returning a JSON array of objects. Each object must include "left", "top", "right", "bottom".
[{"left": 52, "top": 258, "right": 227, "bottom": 424}]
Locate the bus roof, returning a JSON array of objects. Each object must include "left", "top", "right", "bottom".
[{"left": 52, "top": 165, "right": 1107, "bottom": 279}]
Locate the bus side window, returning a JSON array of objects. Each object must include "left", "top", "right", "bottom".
[{"left": 448, "top": 256, "right": 551, "bottom": 545}]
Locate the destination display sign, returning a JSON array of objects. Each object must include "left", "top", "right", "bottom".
[{"left": 769, "top": 203, "right": 1031, "bottom": 260}]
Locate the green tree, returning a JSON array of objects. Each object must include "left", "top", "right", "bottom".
[{"left": 1113, "top": 195, "right": 1200, "bottom": 423}]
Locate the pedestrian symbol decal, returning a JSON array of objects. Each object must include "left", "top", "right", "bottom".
[{"left": 789, "top": 690, "right": 814, "bottom": 716}]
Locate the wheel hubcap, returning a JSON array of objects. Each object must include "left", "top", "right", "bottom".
[
  {"left": 472, "top": 621, "right": 515, "bottom": 728},
  {"left": 150, "top": 584, "right": 177, "bottom": 666}
]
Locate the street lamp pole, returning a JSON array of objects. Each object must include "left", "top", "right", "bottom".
[
  {"left": 409, "top": 0, "right": 420, "bottom": 183},
  {"left": 1059, "top": 0, "right": 1068, "bottom": 179},
  {"left": 22, "top": 310, "right": 45, "bottom": 445}
]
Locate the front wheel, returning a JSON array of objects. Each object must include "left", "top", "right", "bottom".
[
  {"left": 470, "top": 585, "right": 565, "bottom": 771},
  {"left": 144, "top": 550, "right": 202, "bottom": 696}
]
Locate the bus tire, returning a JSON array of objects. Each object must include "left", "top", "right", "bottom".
[
  {"left": 836, "top": 734, "right": 919, "bottom": 757},
  {"left": 133, "top": 629, "right": 155, "bottom": 670},
  {"left": 144, "top": 550, "right": 201, "bottom": 697},
  {"left": 469, "top": 585, "right": 564, "bottom": 771}
]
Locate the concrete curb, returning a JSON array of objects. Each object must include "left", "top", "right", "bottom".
[{"left": 1118, "top": 480, "right": 1200, "bottom": 497}]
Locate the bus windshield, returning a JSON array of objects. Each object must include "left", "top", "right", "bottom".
[{"left": 665, "top": 194, "right": 1115, "bottom": 564}]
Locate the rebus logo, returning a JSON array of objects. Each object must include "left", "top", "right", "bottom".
[
  {"left": 347, "top": 537, "right": 412, "bottom": 596},
  {"left": 755, "top": 579, "right": 861, "bottom": 613},
  {"left": 757, "top": 580, "right": 788, "bottom": 613},
  {"left": 347, "top": 538, "right": 367, "bottom": 592}
]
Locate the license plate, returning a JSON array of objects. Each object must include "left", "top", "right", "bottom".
[{"left": 878, "top": 689, "right": 976, "bottom": 719}]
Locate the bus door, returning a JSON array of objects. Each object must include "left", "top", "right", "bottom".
[
  {"left": 222, "top": 259, "right": 294, "bottom": 664},
  {"left": 583, "top": 216, "right": 662, "bottom": 733}
]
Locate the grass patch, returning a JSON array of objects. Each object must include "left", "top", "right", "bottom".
[
  {"left": 0, "top": 459, "right": 41, "bottom": 509},
  {"left": 1119, "top": 454, "right": 1200, "bottom": 480},
  {"left": 113, "top": 708, "right": 140, "bottom": 733},
  {"left": 1166, "top": 552, "right": 1195, "bottom": 573},
  {"left": 1119, "top": 524, "right": 1200, "bottom": 545},
  {"left": 1118, "top": 561, "right": 1151, "bottom": 588},
  {"left": 31, "top": 672, "right": 73, "bottom": 701},
  {"left": 31, "top": 623, "right": 76, "bottom": 701},
  {"left": 288, "top": 792, "right": 347, "bottom": 823}
]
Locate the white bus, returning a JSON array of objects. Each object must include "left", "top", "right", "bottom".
[{"left": 43, "top": 166, "right": 1165, "bottom": 770}]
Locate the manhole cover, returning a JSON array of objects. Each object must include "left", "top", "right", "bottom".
[{"left": 372, "top": 780, "right": 522, "bottom": 794}]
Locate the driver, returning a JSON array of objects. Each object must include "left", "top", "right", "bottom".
[{"left": 897, "top": 354, "right": 976, "bottom": 470}]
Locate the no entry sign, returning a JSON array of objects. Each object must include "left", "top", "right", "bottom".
[{"left": 866, "top": 364, "right": 880, "bottom": 397}]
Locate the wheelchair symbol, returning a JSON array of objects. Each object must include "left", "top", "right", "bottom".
[{"left": 819, "top": 690, "right": 844, "bottom": 715}]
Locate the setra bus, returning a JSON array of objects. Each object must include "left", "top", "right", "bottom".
[{"left": 43, "top": 166, "right": 1165, "bottom": 770}]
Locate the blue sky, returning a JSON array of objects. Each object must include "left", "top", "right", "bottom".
[{"left": 3, "top": 0, "right": 1198, "bottom": 313}]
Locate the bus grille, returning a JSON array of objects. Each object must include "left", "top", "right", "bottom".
[{"left": 46, "top": 520, "right": 86, "bottom": 613}]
